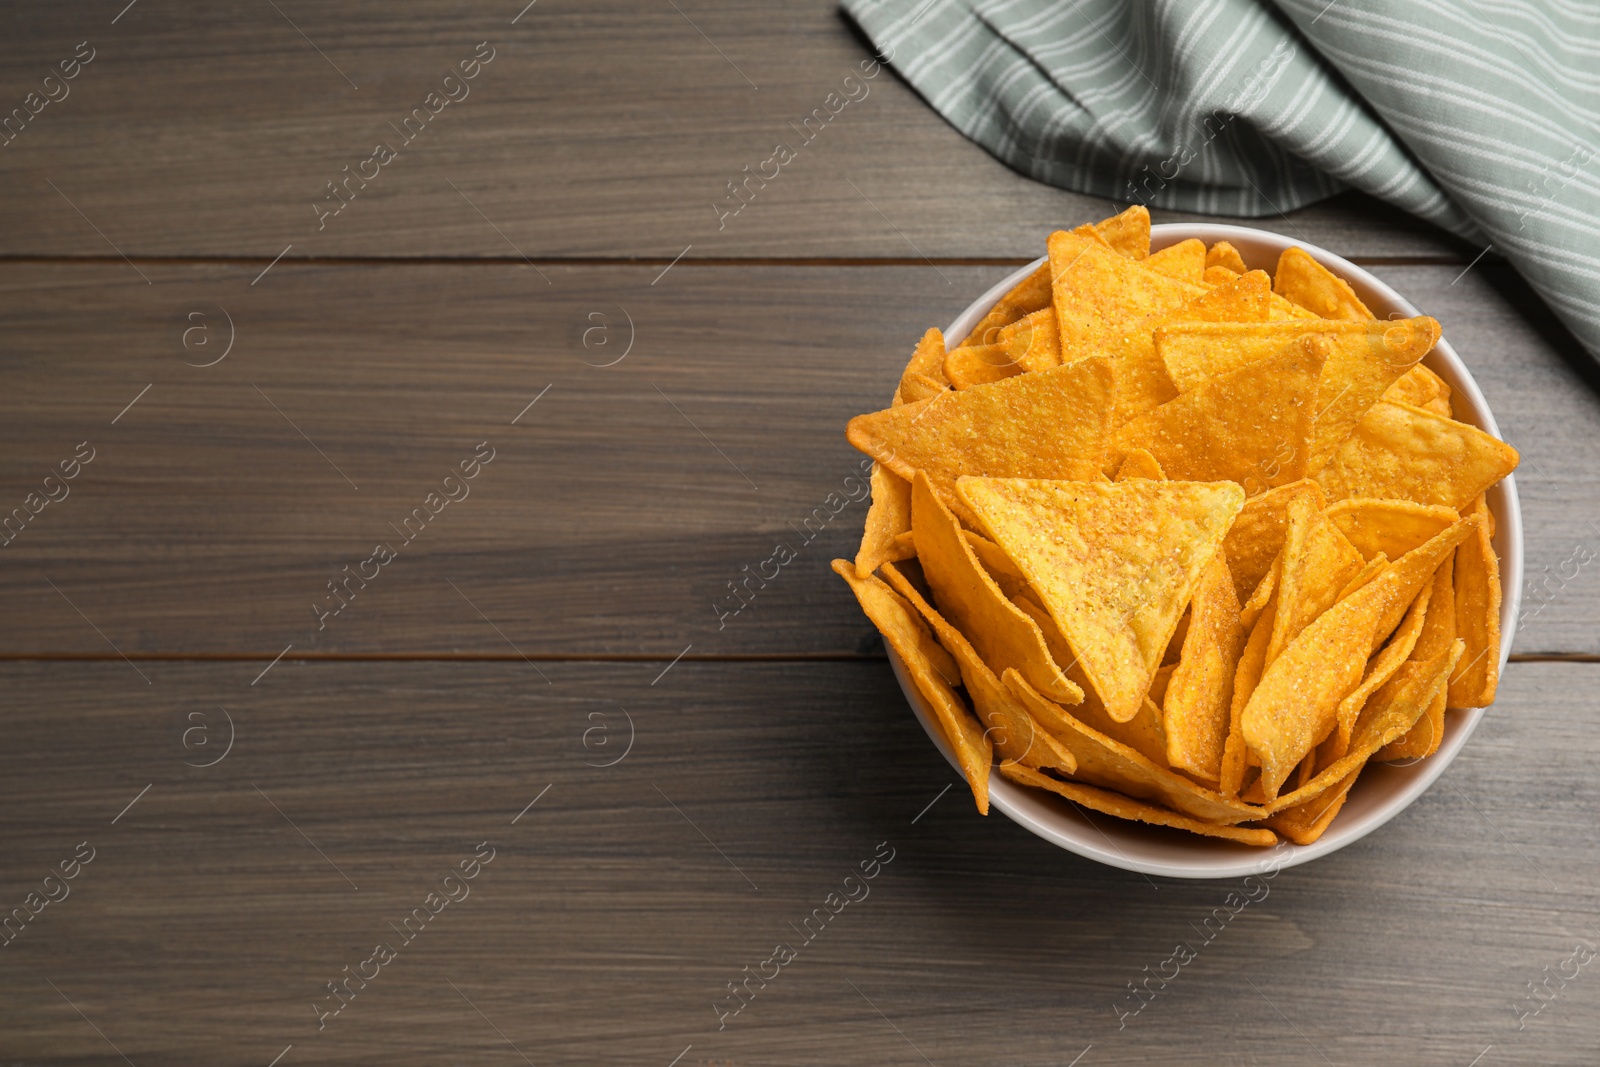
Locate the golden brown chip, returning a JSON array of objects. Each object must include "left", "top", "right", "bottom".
[
  {"left": 1049, "top": 230, "right": 1206, "bottom": 364},
  {"left": 1146, "top": 238, "right": 1207, "bottom": 285},
  {"left": 899, "top": 372, "right": 948, "bottom": 405},
  {"left": 944, "top": 343, "right": 1022, "bottom": 390},
  {"left": 1207, "top": 240, "right": 1249, "bottom": 275},
  {"left": 1220, "top": 480, "right": 1326, "bottom": 603},
  {"left": 997, "top": 308, "right": 1062, "bottom": 373},
  {"left": 1329, "top": 577, "right": 1433, "bottom": 755},
  {"left": 1265, "top": 492, "right": 1367, "bottom": 668},
  {"left": 897, "top": 327, "right": 949, "bottom": 399},
  {"left": 855, "top": 464, "right": 914, "bottom": 577},
  {"left": 1000, "top": 764, "right": 1278, "bottom": 846},
  {"left": 1325, "top": 498, "right": 1458, "bottom": 562},
  {"left": 1274, "top": 246, "right": 1375, "bottom": 320},
  {"left": 1316, "top": 399, "right": 1520, "bottom": 511},
  {"left": 832, "top": 560, "right": 991, "bottom": 813},
  {"left": 846, "top": 357, "right": 1115, "bottom": 525},
  {"left": 1076, "top": 204, "right": 1151, "bottom": 260},
  {"left": 1377, "top": 555, "right": 1456, "bottom": 760},
  {"left": 1449, "top": 494, "right": 1502, "bottom": 707},
  {"left": 1220, "top": 587, "right": 1275, "bottom": 797},
  {"left": 1004, "top": 671, "right": 1261, "bottom": 823},
  {"left": 1164, "top": 554, "right": 1244, "bottom": 782},
  {"left": 960, "top": 265, "right": 1051, "bottom": 349},
  {"left": 1240, "top": 515, "right": 1479, "bottom": 800},
  {"left": 911, "top": 472, "right": 1084, "bottom": 704},
  {"left": 1156, "top": 316, "right": 1439, "bottom": 475},
  {"left": 1115, "top": 448, "right": 1165, "bottom": 481},
  {"left": 959, "top": 478, "right": 1244, "bottom": 723},
  {"left": 1114, "top": 342, "right": 1325, "bottom": 491},
  {"left": 881, "top": 562, "right": 1078, "bottom": 775},
  {"left": 1384, "top": 363, "right": 1451, "bottom": 415}
]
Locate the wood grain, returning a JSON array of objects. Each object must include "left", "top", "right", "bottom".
[
  {"left": 0, "top": 0, "right": 1472, "bottom": 260},
  {"left": 0, "top": 259, "right": 1591, "bottom": 656},
  {"left": 0, "top": 658, "right": 1594, "bottom": 1066}
]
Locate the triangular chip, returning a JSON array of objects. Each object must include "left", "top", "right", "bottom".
[
  {"left": 1265, "top": 492, "right": 1367, "bottom": 668},
  {"left": 1206, "top": 240, "right": 1248, "bottom": 275},
  {"left": 1156, "top": 316, "right": 1438, "bottom": 474},
  {"left": 1115, "top": 448, "right": 1165, "bottom": 481},
  {"left": 832, "top": 560, "right": 991, "bottom": 813},
  {"left": 1114, "top": 343, "right": 1325, "bottom": 490},
  {"left": 896, "top": 327, "right": 949, "bottom": 399},
  {"left": 1240, "top": 515, "right": 1480, "bottom": 800},
  {"left": 897, "top": 371, "right": 948, "bottom": 405},
  {"left": 1049, "top": 230, "right": 1207, "bottom": 360},
  {"left": 854, "top": 464, "right": 913, "bottom": 577},
  {"left": 944, "top": 343, "right": 1021, "bottom": 390},
  {"left": 1146, "top": 238, "right": 1206, "bottom": 285},
  {"left": 1221, "top": 480, "right": 1325, "bottom": 603},
  {"left": 1378, "top": 554, "right": 1456, "bottom": 760},
  {"left": 958, "top": 478, "right": 1244, "bottom": 723},
  {"left": 1329, "top": 576, "right": 1434, "bottom": 754},
  {"left": 1316, "top": 399, "right": 1520, "bottom": 511},
  {"left": 959, "top": 265, "right": 1050, "bottom": 349},
  {"left": 1012, "top": 594, "right": 1169, "bottom": 767},
  {"left": 1449, "top": 494, "right": 1502, "bottom": 707},
  {"left": 1164, "top": 553, "right": 1244, "bottom": 782},
  {"left": 1384, "top": 363, "right": 1451, "bottom": 415},
  {"left": 911, "top": 472, "right": 1083, "bottom": 704},
  {"left": 846, "top": 357, "right": 1114, "bottom": 525},
  {"left": 1220, "top": 586, "right": 1275, "bottom": 798},
  {"left": 880, "top": 562, "right": 1078, "bottom": 775},
  {"left": 1325, "top": 498, "right": 1458, "bottom": 562},
  {"left": 1004, "top": 671, "right": 1261, "bottom": 823},
  {"left": 1274, "top": 246, "right": 1375, "bottom": 320},
  {"left": 997, "top": 309, "right": 1061, "bottom": 373},
  {"left": 1073, "top": 204, "right": 1151, "bottom": 260},
  {"left": 1000, "top": 764, "right": 1277, "bottom": 846}
]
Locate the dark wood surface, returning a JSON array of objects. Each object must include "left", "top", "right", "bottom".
[{"left": 2, "top": 3, "right": 1597, "bottom": 1065}]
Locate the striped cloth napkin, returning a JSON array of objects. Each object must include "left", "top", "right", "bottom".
[{"left": 842, "top": 0, "right": 1600, "bottom": 361}]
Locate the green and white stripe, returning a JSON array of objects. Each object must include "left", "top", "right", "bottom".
[{"left": 843, "top": 0, "right": 1600, "bottom": 360}]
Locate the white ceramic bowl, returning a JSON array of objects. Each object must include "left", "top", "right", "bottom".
[{"left": 888, "top": 223, "right": 1522, "bottom": 879}]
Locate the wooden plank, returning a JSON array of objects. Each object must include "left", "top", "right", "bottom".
[
  {"left": 1, "top": 259, "right": 1592, "bottom": 656},
  {"left": 0, "top": 0, "right": 1468, "bottom": 260},
  {"left": 0, "top": 658, "right": 1594, "bottom": 1065}
]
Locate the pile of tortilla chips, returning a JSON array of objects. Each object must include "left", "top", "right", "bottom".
[{"left": 834, "top": 206, "right": 1519, "bottom": 847}]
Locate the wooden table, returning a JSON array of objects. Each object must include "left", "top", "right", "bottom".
[{"left": 3, "top": 3, "right": 1597, "bottom": 1064}]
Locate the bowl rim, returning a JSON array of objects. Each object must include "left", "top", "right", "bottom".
[{"left": 887, "top": 221, "right": 1523, "bottom": 880}]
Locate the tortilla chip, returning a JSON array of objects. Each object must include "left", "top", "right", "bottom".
[
  {"left": 1336, "top": 552, "right": 1389, "bottom": 601},
  {"left": 1156, "top": 317, "right": 1438, "bottom": 475},
  {"left": 1075, "top": 204, "right": 1151, "bottom": 260},
  {"left": 898, "top": 371, "right": 948, "bottom": 405},
  {"left": 1240, "top": 515, "right": 1480, "bottom": 800},
  {"left": 1164, "top": 554, "right": 1244, "bottom": 782},
  {"left": 1264, "top": 767, "right": 1359, "bottom": 844},
  {"left": 1115, "top": 448, "right": 1165, "bottom": 481},
  {"left": 911, "top": 472, "right": 1083, "bottom": 704},
  {"left": 1316, "top": 400, "right": 1520, "bottom": 511},
  {"left": 1330, "top": 577, "right": 1433, "bottom": 754},
  {"left": 1114, "top": 343, "right": 1325, "bottom": 491},
  {"left": 881, "top": 562, "right": 1078, "bottom": 775},
  {"left": 1265, "top": 492, "right": 1367, "bottom": 668},
  {"left": 1378, "top": 555, "right": 1456, "bottom": 760},
  {"left": 1274, "top": 246, "right": 1375, "bottom": 321},
  {"left": 1000, "top": 764, "right": 1278, "bottom": 846},
  {"left": 1221, "top": 480, "right": 1325, "bottom": 603},
  {"left": 1207, "top": 241, "right": 1248, "bottom": 275},
  {"left": 855, "top": 464, "right": 914, "bottom": 577},
  {"left": 898, "top": 327, "right": 949, "bottom": 398},
  {"left": 1240, "top": 555, "right": 1280, "bottom": 633},
  {"left": 832, "top": 560, "right": 990, "bottom": 813},
  {"left": 1220, "top": 588, "right": 1275, "bottom": 797},
  {"left": 1004, "top": 671, "right": 1261, "bottom": 823},
  {"left": 1259, "top": 639, "right": 1463, "bottom": 819},
  {"left": 1048, "top": 230, "right": 1206, "bottom": 363},
  {"left": 960, "top": 264, "right": 1051, "bottom": 349},
  {"left": 1449, "top": 494, "right": 1502, "bottom": 707},
  {"left": 1147, "top": 238, "right": 1207, "bottom": 285},
  {"left": 1012, "top": 594, "right": 1170, "bottom": 766},
  {"left": 1384, "top": 363, "right": 1451, "bottom": 416},
  {"left": 998, "top": 309, "right": 1062, "bottom": 373},
  {"left": 1325, "top": 498, "right": 1459, "bottom": 563},
  {"left": 945, "top": 343, "right": 1022, "bottom": 390},
  {"left": 846, "top": 357, "right": 1115, "bottom": 525},
  {"left": 959, "top": 478, "right": 1244, "bottom": 723}
]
